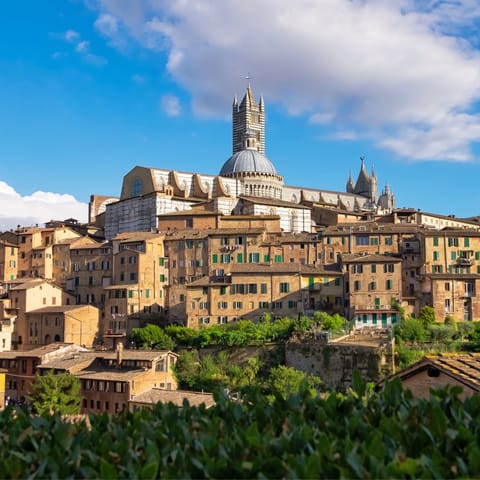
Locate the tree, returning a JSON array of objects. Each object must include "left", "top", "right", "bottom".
[
  {"left": 394, "top": 317, "right": 427, "bottom": 343},
  {"left": 318, "top": 312, "right": 345, "bottom": 331},
  {"left": 131, "top": 323, "right": 176, "bottom": 350},
  {"left": 419, "top": 306, "right": 436, "bottom": 328},
  {"left": 28, "top": 370, "right": 81, "bottom": 415},
  {"left": 268, "top": 365, "right": 321, "bottom": 399}
]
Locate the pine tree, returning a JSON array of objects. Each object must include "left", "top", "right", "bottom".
[{"left": 28, "top": 370, "right": 81, "bottom": 415}]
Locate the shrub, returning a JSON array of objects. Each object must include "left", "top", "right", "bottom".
[{"left": 3, "top": 379, "right": 480, "bottom": 478}]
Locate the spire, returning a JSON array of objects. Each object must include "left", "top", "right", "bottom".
[
  {"left": 346, "top": 170, "right": 354, "bottom": 193},
  {"left": 233, "top": 95, "right": 238, "bottom": 108}
]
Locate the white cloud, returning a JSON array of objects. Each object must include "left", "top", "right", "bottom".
[
  {"left": 0, "top": 181, "right": 88, "bottom": 231},
  {"left": 94, "top": 13, "right": 118, "bottom": 37},
  {"left": 160, "top": 94, "right": 182, "bottom": 116},
  {"left": 88, "top": 0, "right": 480, "bottom": 161},
  {"left": 64, "top": 29, "right": 79, "bottom": 42},
  {"left": 76, "top": 40, "right": 90, "bottom": 53}
]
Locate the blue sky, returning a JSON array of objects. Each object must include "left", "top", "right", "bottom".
[{"left": 1, "top": 0, "right": 480, "bottom": 230}]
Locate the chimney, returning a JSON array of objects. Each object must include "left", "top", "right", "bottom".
[{"left": 116, "top": 342, "right": 123, "bottom": 368}]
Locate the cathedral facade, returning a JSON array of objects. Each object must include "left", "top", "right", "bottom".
[{"left": 104, "top": 85, "right": 395, "bottom": 240}]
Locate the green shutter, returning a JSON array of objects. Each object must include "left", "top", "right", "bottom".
[
  {"left": 237, "top": 253, "right": 243, "bottom": 263},
  {"left": 212, "top": 254, "right": 218, "bottom": 263},
  {"left": 464, "top": 237, "right": 470, "bottom": 247},
  {"left": 451, "top": 251, "right": 456, "bottom": 261},
  {"left": 433, "top": 237, "right": 439, "bottom": 246}
]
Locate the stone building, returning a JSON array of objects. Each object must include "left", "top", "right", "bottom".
[
  {"left": 341, "top": 253, "right": 403, "bottom": 328},
  {"left": 103, "top": 85, "right": 395, "bottom": 239}
]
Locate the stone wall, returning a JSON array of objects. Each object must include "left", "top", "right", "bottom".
[{"left": 286, "top": 334, "right": 394, "bottom": 391}]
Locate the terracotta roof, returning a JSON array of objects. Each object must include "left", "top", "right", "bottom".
[
  {"left": 131, "top": 388, "right": 216, "bottom": 408},
  {"left": 386, "top": 353, "right": 480, "bottom": 392},
  {"left": 112, "top": 232, "right": 164, "bottom": 241},
  {"left": 75, "top": 368, "right": 148, "bottom": 381},
  {"left": 97, "top": 350, "right": 177, "bottom": 361},
  {"left": 27, "top": 305, "right": 98, "bottom": 314},
  {"left": 341, "top": 253, "right": 402, "bottom": 263},
  {"left": 240, "top": 195, "right": 310, "bottom": 209},
  {"left": 229, "top": 263, "right": 342, "bottom": 275}
]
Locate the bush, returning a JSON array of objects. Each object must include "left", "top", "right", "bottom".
[{"left": 2, "top": 380, "right": 480, "bottom": 478}]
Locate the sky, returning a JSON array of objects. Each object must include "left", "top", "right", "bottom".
[{"left": 1, "top": 0, "right": 480, "bottom": 231}]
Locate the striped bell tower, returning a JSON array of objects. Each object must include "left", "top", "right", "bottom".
[{"left": 232, "top": 83, "right": 265, "bottom": 155}]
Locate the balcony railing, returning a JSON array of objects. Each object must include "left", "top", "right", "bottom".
[{"left": 457, "top": 257, "right": 474, "bottom": 266}]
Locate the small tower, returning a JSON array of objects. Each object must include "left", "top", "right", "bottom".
[
  {"left": 346, "top": 170, "right": 355, "bottom": 193},
  {"left": 370, "top": 165, "right": 378, "bottom": 203},
  {"left": 232, "top": 83, "right": 265, "bottom": 155}
]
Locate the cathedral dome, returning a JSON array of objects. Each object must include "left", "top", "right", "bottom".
[{"left": 219, "top": 149, "right": 277, "bottom": 176}]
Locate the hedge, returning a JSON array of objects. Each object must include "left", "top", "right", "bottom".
[{"left": 1, "top": 378, "right": 479, "bottom": 478}]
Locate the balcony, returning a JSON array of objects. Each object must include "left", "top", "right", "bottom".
[{"left": 457, "top": 257, "right": 474, "bottom": 266}]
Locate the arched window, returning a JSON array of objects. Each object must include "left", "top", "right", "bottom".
[
  {"left": 54, "top": 334, "right": 61, "bottom": 342},
  {"left": 44, "top": 334, "right": 51, "bottom": 344}
]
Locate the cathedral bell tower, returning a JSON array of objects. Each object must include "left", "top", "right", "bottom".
[{"left": 232, "top": 84, "right": 265, "bottom": 155}]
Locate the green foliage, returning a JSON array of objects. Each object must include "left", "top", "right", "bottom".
[
  {"left": 428, "top": 324, "right": 456, "bottom": 343},
  {"left": 268, "top": 365, "right": 321, "bottom": 399},
  {"left": 395, "top": 345, "right": 426, "bottom": 369},
  {"left": 419, "top": 305, "right": 436, "bottom": 328},
  {"left": 174, "top": 349, "right": 265, "bottom": 393},
  {"left": 394, "top": 317, "right": 427, "bottom": 343},
  {"left": 131, "top": 324, "right": 176, "bottom": 351},
  {"left": 313, "top": 311, "right": 345, "bottom": 331},
  {"left": 4, "top": 381, "right": 480, "bottom": 478},
  {"left": 166, "top": 318, "right": 296, "bottom": 349},
  {"left": 391, "top": 297, "right": 406, "bottom": 321},
  {"left": 444, "top": 315, "right": 457, "bottom": 329},
  {"left": 28, "top": 371, "right": 81, "bottom": 415}
]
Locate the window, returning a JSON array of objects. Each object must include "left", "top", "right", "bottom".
[
  {"left": 218, "top": 301, "right": 228, "bottom": 309},
  {"left": 200, "top": 317, "right": 210, "bottom": 324},
  {"left": 273, "top": 301, "right": 283, "bottom": 309},
  {"left": 248, "top": 284, "right": 257, "bottom": 294},
  {"left": 221, "top": 254, "right": 231, "bottom": 264},
  {"left": 128, "top": 256, "right": 136, "bottom": 264},
  {"left": 383, "top": 263, "right": 394, "bottom": 273},
  {"left": 218, "top": 316, "right": 228, "bottom": 324},
  {"left": 279, "top": 282, "right": 290, "bottom": 293},
  {"left": 464, "top": 237, "right": 470, "bottom": 247},
  {"left": 386, "top": 279, "right": 393, "bottom": 290},
  {"left": 385, "top": 237, "right": 393, "bottom": 245},
  {"left": 432, "top": 265, "right": 443, "bottom": 273},
  {"left": 355, "top": 236, "right": 369, "bottom": 246},
  {"left": 200, "top": 302, "right": 209, "bottom": 309},
  {"left": 445, "top": 298, "right": 451, "bottom": 312},
  {"left": 220, "top": 286, "right": 227, "bottom": 295},
  {"left": 237, "top": 253, "right": 243, "bottom": 263},
  {"left": 264, "top": 254, "right": 270, "bottom": 262},
  {"left": 354, "top": 280, "right": 361, "bottom": 291},
  {"left": 274, "top": 255, "right": 283, "bottom": 263},
  {"left": 351, "top": 264, "right": 363, "bottom": 274},
  {"left": 185, "top": 218, "right": 193, "bottom": 228},
  {"left": 160, "top": 274, "right": 165, "bottom": 282},
  {"left": 433, "top": 236, "right": 439, "bottom": 246},
  {"left": 120, "top": 257, "right": 125, "bottom": 265},
  {"left": 368, "top": 282, "right": 376, "bottom": 291},
  {"left": 288, "top": 300, "right": 297, "bottom": 309},
  {"left": 261, "top": 283, "right": 268, "bottom": 294},
  {"left": 212, "top": 254, "right": 218, "bottom": 264},
  {"left": 129, "top": 272, "right": 137, "bottom": 281},
  {"left": 371, "top": 264, "right": 376, "bottom": 273},
  {"left": 233, "top": 301, "right": 243, "bottom": 309},
  {"left": 451, "top": 251, "right": 457, "bottom": 261},
  {"left": 131, "top": 178, "right": 142, "bottom": 196},
  {"left": 370, "top": 237, "right": 379, "bottom": 246},
  {"left": 249, "top": 253, "right": 260, "bottom": 263},
  {"left": 448, "top": 237, "right": 459, "bottom": 247}
]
